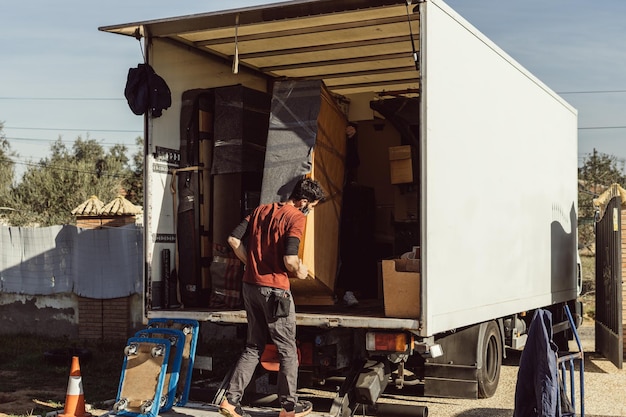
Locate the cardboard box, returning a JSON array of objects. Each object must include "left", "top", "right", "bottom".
[
  {"left": 388, "top": 145, "right": 413, "bottom": 184},
  {"left": 382, "top": 259, "right": 420, "bottom": 318}
]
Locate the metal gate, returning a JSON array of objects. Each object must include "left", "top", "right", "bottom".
[{"left": 595, "top": 193, "right": 624, "bottom": 369}]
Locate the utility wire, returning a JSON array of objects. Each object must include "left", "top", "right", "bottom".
[
  {"left": 7, "top": 157, "right": 134, "bottom": 179},
  {"left": 557, "top": 89, "right": 626, "bottom": 95},
  {"left": 0, "top": 97, "right": 124, "bottom": 101},
  {"left": 6, "top": 136, "right": 141, "bottom": 147},
  {"left": 578, "top": 126, "right": 626, "bottom": 130},
  {"left": 6, "top": 126, "right": 141, "bottom": 133}
]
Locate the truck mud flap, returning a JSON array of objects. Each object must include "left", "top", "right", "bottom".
[
  {"left": 423, "top": 320, "right": 502, "bottom": 399},
  {"left": 423, "top": 363, "right": 478, "bottom": 398}
]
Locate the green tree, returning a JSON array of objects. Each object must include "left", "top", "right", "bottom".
[
  {"left": 124, "top": 136, "right": 144, "bottom": 205},
  {"left": 578, "top": 148, "right": 626, "bottom": 249},
  {"left": 0, "top": 122, "right": 17, "bottom": 216},
  {"left": 8, "top": 136, "right": 136, "bottom": 226}
]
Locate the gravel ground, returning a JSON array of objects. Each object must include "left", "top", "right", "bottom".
[
  {"left": 379, "top": 318, "right": 626, "bottom": 417},
  {"left": 88, "top": 318, "right": 625, "bottom": 417}
]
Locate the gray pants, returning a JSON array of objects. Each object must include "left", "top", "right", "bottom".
[{"left": 226, "top": 282, "right": 298, "bottom": 407}]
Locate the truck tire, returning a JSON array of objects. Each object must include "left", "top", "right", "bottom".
[{"left": 477, "top": 320, "right": 502, "bottom": 398}]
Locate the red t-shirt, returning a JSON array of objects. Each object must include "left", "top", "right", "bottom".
[{"left": 244, "top": 202, "right": 306, "bottom": 290}]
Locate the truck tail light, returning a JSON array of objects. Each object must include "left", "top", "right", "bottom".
[{"left": 366, "top": 332, "right": 412, "bottom": 353}]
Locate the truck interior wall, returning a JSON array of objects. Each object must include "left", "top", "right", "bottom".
[{"left": 422, "top": 1, "right": 578, "bottom": 335}]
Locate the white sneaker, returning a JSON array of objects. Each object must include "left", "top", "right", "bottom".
[{"left": 343, "top": 291, "right": 359, "bottom": 306}]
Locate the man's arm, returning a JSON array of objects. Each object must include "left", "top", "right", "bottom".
[
  {"left": 228, "top": 219, "right": 249, "bottom": 265},
  {"left": 228, "top": 235, "right": 248, "bottom": 265},
  {"left": 283, "top": 235, "right": 308, "bottom": 279}
]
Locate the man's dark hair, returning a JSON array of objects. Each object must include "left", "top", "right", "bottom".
[{"left": 289, "top": 178, "right": 325, "bottom": 202}]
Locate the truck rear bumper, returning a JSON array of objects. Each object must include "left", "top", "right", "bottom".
[{"left": 148, "top": 309, "right": 421, "bottom": 332}]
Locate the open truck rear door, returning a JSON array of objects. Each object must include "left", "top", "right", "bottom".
[{"left": 594, "top": 184, "right": 624, "bottom": 369}]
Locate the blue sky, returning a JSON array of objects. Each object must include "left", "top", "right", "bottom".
[{"left": 1, "top": 0, "right": 625, "bottom": 179}]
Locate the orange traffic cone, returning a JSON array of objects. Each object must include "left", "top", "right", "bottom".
[{"left": 59, "top": 356, "right": 92, "bottom": 417}]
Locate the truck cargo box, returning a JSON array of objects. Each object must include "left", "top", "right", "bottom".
[{"left": 101, "top": 0, "right": 578, "bottom": 337}]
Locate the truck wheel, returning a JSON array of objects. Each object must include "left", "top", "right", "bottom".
[{"left": 477, "top": 320, "right": 502, "bottom": 398}]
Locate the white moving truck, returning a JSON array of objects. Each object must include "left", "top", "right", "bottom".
[{"left": 101, "top": 0, "right": 580, "bottom": 412}]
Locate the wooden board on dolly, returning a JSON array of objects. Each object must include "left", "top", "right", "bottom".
[
  {"left": 113, "top": 337, "right": 171, "bottom": 417},
  {"left": 134, "top": 328, "right": 186, "bottom": 412}
]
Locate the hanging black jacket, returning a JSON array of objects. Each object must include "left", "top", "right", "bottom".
[
  {"left": 124, "top": 63, "right": 171, "bottom": 117},
  {"left": 513, "top": 309, "right": 559, "bottom": 417}
]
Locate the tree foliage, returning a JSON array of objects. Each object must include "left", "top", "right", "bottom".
[
  {"left": 0, "top": 123, "right": 15, "bottom": 187},
  {"left": 578, "top": 148, "right": 626, "bottom": 249},
  {"left": 125, "top": 136, "right": 144, "bottom": 205},
  {"left": 4, "top": 135, "right": 143, "bottom": 227},
  {"left": 0, "top": 123, "right": 17, "bottom": 214}
]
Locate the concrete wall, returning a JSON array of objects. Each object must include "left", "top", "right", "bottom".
[{"left": 0, "top": 293, "right": 144, "bottom": 340}]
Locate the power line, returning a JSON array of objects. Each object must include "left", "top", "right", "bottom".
[
  {"left": 7, "top": 156, "right": 133, "bottom": 179},
  {"left": 5, "top": 136, "right": 141, "bottom": 147},
  {"left": 6, "top": 126, "right": 141, "bottom": 133},
  {"left": 579, "top": 126, "right": 626, "bottom": 130},
  {"left": 0, "top": 97, "right": 124, "bottom": 101},
  {"left": 557, "top": 89, "right": 626, "bottom": 95}
]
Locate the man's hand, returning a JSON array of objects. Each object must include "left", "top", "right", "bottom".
[
  {"left": 285, "top": 255, "right": 309, "bottom": 279},
  {"left": 295, "top": 260, "right": 308, "bottom": 280}
]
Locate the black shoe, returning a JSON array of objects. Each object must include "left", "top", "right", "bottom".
[{"left": 279, "top": 400, "right": 313, "bottom": 417}]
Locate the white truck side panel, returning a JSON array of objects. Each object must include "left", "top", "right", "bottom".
[
  {"left": 421, "top": 1, "right": 578, "bottom": 335},
  {"left": 145, "top": 39, "right": 267, "bottom": 286}
]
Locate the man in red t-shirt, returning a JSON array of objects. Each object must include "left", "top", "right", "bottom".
[{"left": 220, "top": 178, "right": 325, "bottom": 417}]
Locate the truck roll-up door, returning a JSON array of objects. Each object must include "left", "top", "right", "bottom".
[{"left": 594, "top": 184, "right": 624, "bottom": 369}]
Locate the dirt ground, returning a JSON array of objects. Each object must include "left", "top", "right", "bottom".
[
  {"left": 0, "top": 374, "right": 72, "bottom": 416},
  {"left": 0, "top": 370, "right": 121, "bottom": 417},
  {"left": 0, "top": 362, "right": 115, "bottom": 416}
]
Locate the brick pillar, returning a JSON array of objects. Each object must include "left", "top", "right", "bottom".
[
  {"left": 103, "top": 297, "right": 131, "bottom": 340},
  {"left": 78, "top": 296, "right": 131, "bottom": 341},
  {"left": 78, "top": 297, "right": 104, "bottom": 340}
]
